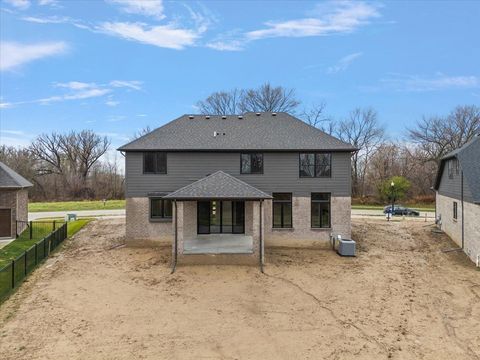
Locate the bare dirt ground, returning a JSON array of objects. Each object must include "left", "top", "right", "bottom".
[{"left": 0, "top": 218, "right": 479, "bottom": 360}]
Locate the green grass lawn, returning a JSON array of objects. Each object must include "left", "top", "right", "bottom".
[
  {"left": 352, "top": 204, "right": 435, "bottom": 212},
  {"left": 0, "top": 219, "right": 92, "bottom": 268},
  {"left": 29, "top": 200, "right": 125, "bottom": 212}
]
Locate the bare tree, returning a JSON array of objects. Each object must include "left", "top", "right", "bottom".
[
  {"left": 196, "top": 89, "right": 241, "bottom": 115},
  {"left": 300, "top": 103, "right": 336, "bottom": 134},
  {"left": 336, "top": 108, "right": 385, "bottom": 197},
  {"left": 196, "top": 83, "right": 300, "bottom": 115},
  {"left": 30, "top": 130, "right": 110, "bottom": 198},
  {"left": 239, "top": 83, "right": 300, "bottom": 113},
  {"left": 132, "top": 126, "right": 152, "bottom": 140},
  {"left": 408, "top": 105, "right": 480, "bottom": 163}
]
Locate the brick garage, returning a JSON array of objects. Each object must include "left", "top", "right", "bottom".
[{"left": 0, "top": 162, "right": 32, "bottom": 239}]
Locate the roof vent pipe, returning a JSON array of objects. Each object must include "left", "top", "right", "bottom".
[
  {"left": 255, "top": 112, "right": 261, "bottom": 116},
  {"left": 205, "top": 115, "right": 210, "bottom": 119},
  {"left": 238, "top": 115, "right": 243, "bottom": 119},
  {"left": 222, "top": 115, "right": 227, "bottom": 119},
  {"left": 272, "top": 112, "right": 277, "bottom": 116},
  {"left": 188, "top": 115, "right": 194, "bottom": 119}
]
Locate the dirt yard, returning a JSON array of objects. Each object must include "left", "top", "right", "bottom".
[{"left": 0, "top": 218, "right": 479, "bottom": 360}]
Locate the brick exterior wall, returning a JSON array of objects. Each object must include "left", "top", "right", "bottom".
[
  {"left": 437, "top": 193, "right": 480, "bottom": 264},
  {"left": 125, "top": 197, "right": 173, "bottom": 247},
  {"left": 263, "top": 196, "right": 351, "bottom": 247},
  {"left": 126, "top": 196, "right": 350, "bottom": 256},
  {"left": 0, "top": 189, "right": 29, "bottom": 238}
]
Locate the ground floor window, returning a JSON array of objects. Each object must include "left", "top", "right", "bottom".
[
  {"left": 453, "top": 201, "right": 458, "bottom": 220},
  {"left": 272, "top": 193, "right": 292, "bottom": 228},
  {"left": 197, "top": 200, "right": 245, "bottom": 234},
  {"left": 150, "top": 198, "right": 172, "bottom": 220},
  {"left": 311, "top": 193, "right": 331, "bottom": 228}
]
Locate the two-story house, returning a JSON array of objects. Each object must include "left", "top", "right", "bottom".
[
  {"left": 118, "top": 112, "right": 356, "bottom": 269},
  {"left": 433, "top": 135, "right": 480, "bottom": 265}
]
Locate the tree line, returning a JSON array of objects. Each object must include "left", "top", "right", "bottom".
[{"left": 1, "top": 82, "right": 478, "bottom": 203}]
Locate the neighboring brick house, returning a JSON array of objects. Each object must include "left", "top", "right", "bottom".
[
  {"left": 0, "top": 162, "right": 32, "bottom": 239},
  {"left": 118, "top": 112, "right": 356, "bottom": 269},
  {"left": 433, "top": 135, "right": 480, "bottom": 265}
]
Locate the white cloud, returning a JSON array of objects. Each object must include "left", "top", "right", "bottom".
[
  {"left": 107, "top": 0, "right": 165, "bottom": 19},
  {"left": 38, "top": 0, "right": 58, "bottom": 5},
  {"left": 110, "top": 80, "right": 143, "bottom": 90},
  {"left": 4, "top": 0, "right": 30, "bottom": 10},
  {"left": 22, "top": 15, "right": 70, "bottom": 24},
  {"left": 0, "top": 41, "right": 68, "bottom": 71},
  {"left": 327, "top": 52, "right": 362, "bottom": 74},
  {"left": 380, "top": 73, "right": 480, "bottom": 92},
  {"left": 106, "top": 100, "right": 120, "bottom": 107},
  {"left": 99, "top": 21, "right": 201, "bottom": 50},
  {"left": 209, "top": 1, "right": 380, "bottom": 51},
  {"left": 2, "top": 79, "right": 142, "bottom": 107}
]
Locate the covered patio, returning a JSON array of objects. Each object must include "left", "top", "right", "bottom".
[{"left": 162, "top": 171, "right": 272, "bottom": 271}]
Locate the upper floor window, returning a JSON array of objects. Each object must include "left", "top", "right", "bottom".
[
  {"left": 241, "top": 153, "right": 263, "bottom": 174},
  {"left": 144, "top": 152, "right": 167, "bottom": 174},
  {"left": 150, "top": 198, "right": 172, "bottom": 220},
  {"left": 299, "top": 153, "right": 331, "bottom": 178},
  {"left": 455, "top": 159, "right": 460, "bottom": 175},
  {"left": 453, "top": 201, "right": 458, "bottom": 220}
]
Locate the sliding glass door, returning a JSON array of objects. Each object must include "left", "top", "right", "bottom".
[{"left": 197, "top": 200, "right": 245, "bottom": 234}]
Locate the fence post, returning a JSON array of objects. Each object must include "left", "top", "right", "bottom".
[
  {"left": 29, "top": 221, "right": 33, "bottom": 240},
  {"left": 11, "top": 260, "right": 15, "bottom": 289},
  {"left": 65, "top": 222, "right": 68, "bottom": 239},
  {"left": 24, "top": 251, "right": 27, "bottom": 275},
  {"left": 15, "top": 221, "right": 18, "bottom": 238},
  {"left": 53, "top": 220, "right": 56, "bottom": 231},
  {"left": 35, "top": 243, "right": 38, "bottom": 265}
]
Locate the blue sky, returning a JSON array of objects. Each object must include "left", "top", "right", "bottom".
[{"left": 1, "top": 0, "right": 479, "bottom": 150}]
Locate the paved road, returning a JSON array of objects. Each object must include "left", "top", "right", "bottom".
[
  {"left": 29, "top": 209, "right": 126, "bottom": 221},
  {"left": 351, "top": 208, "right": 435, "bottom": 219}
]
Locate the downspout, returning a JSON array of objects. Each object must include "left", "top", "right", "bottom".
[
  {"left": 461, "top": 171, "right": 464, "bottom": 250},
  {"left": 171, "top": 200, "right": 178, "bottom": 274},
  {"left": 259, "top": 199, "right": 264, "bottom": 273}
]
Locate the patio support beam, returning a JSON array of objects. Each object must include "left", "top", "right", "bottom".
[
  {"left": 171, "top": 200, "right": 178, "bottom": 274},
  {"left": 259, "top": 199, "right": 264, "bottom": 273}
]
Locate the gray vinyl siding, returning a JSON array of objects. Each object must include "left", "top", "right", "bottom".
[
  {"left": 125, "top": 151, "right": 352, "bottom": 198},
  {"left": 437, "top": 159, "right": 474, "bottom": 203}
]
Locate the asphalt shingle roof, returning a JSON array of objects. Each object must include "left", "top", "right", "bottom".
[
  {"left": 434, "top": 135, "right": 480, "bottom": 203},
  {"left": 0, "top": 161, "right": 33, "bottom": 189},
  {"left": 118, "top": 112, "right": 355, "bottom": 152},
  {"left": 163, "top": 171, "right": 272, "bottom": 200}
]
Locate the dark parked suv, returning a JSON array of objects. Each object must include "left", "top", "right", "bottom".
[{"left": 383, "top": 205, "right": 420, "bottom": 216}]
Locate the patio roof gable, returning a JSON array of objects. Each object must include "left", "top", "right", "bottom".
[{"left": 163, "top": 171, "right": 272, "bottom": 200}]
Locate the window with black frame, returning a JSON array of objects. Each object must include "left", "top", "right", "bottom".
[
  {"left": 299, "top": 153, "right": 331, "bottom": 177},
  {"left": 272, "top": 193, "right": 292, "bottom": 228},
  {"left": 311, "top": 193, "right": 331, "bottom": 228},
  {"left": 150, "top": 198, "right": 172, "bottom": 220},
  {"left": 453, "top": 201, "right": 458, "bottom": 220},
  {"left": 144, "top": 152, "right": 167, "bottom": 174},
  {"left": 241, "top": 153, "right": 263, "bottom": 174}
]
